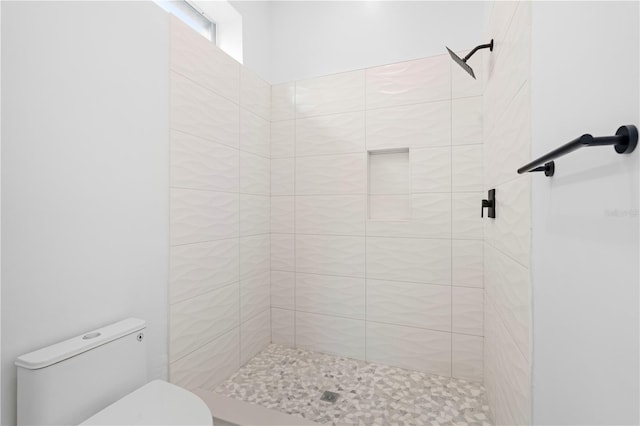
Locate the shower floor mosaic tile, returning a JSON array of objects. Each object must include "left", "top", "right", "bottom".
[{"left": 215, "top": 344, "right": 492, "bottom": 426}]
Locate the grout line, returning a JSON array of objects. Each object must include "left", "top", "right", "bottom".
[
  {"left": 293, "top": 81, "right": 298, "bottom": 348},
  {"left": 364, "top": 73, "right": 368, "bottom": 362},
  {"left": 450, "top": 57, "right": 454, "bottom": 376},
  {"left": 237, "top": 63, "right": 242, "bottom": 368}
]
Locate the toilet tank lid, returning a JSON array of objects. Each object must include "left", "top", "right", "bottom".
[{"left": 15, "top": 318, "right": 146, "bottom": 370}]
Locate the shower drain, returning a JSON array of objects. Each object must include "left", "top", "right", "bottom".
[{"left": 320, "top": 391, "right": 340, "bottom": 403}]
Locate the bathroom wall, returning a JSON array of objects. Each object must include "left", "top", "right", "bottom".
[
  {"left": 1, "top": 2, "right": 170, "bottom": 424},
  {"left": 168, "top": 17, "right": 272, "bottom": 392},
  {"left": 270, "top": 53, "right": 485, "bottom": 381},
  {"left": 530, "top": 2, "right": 639, "bottom": 424},
  {"left": 482, "top": 2, "right": 532, "bottom": 424}
]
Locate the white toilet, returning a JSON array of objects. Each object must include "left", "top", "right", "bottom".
[{"left": 15, "top": 318, "right": 213, "bottom": 425}]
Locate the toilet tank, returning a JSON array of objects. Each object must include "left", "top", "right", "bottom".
[{"left": 16, "top": 318, "right": 148, "bottom": 426}]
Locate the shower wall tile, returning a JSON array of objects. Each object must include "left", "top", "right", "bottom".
[
  {"left": 170, "top": 283, "right": 239, "bottom": 362},
  {"left": 366, "top": 322, "right": 451, "bottom": 376},
  {"left": 271, "top": 271, "right": 295, "bottom": 309},
  {"left": 410, "top": 147, "right": 452, "bottom": 193},
  {"left": 368, "top": 195, "right": 411, "bottom": 221},
  {"left": 271, "top": 233, "right": 295, "bottom": 271},
  {"left": 240, "top": 151, "right": 270, "bottom": 195},
  {"left": 296, "top": 235, "right": 366, "bottom": 277},
  {"left": 240, "top": 108, "right": 270, "bottom": 158},
  {"left": 271, "top": 158, "right": 295, "bottom": 196},
  {"left": 240, "top": 272, "right": 270, "bottom": 323},
  {"left": 240, "top": 308, "right": 271, "bottom": 365},
  {"left": 240, "top": 66, "right": 271, "bottom": 121},
  {"left": 366, "top": 279, "right": 451, "bottom": 332},
  {"left": 366, "top": 237, "right": 451, "bottom": 285},
  {"left": 170, "top": 17, "right": 240, "bottom": 104},
  {"left": 296, "top": 111, "right": 365, "bottom": 156},
  {"left": 452, "top": 240, "right": 483, "bottom": 288},
  {"left": 170, "top": 189, "right": 238, "bottom": 246},
  {"left": 452, "top": 96, "right": 483, "bottom": 145},
  {"left": 170, "top": 239, "right": 239, "bottom": 304},
  {"left": 452, "top": 145, "right": 483, "bottom": 192},
  {"left": 170, "top": 328, "right": 240, "bottom": 392},
  {"left": 295, "top": 273, "right": 366, "bottom": 320},
  {"left": 452, "top": 334, "right": 483, "bottom": 382},
  {"left": 171, "top": 71, "right": 239, "bottom": 148},
  {"left": 270, "top": 196, "right": 295, "bottom": 234},
  {"left": 366, "top": 101, "right": 451, "bottom": 150},
  {"left": 271, "top": 120, "right": 295, "bottom": 159},
  {"left": 171, "top": 130, "right": 239, "bottom": 192},
  {"left": 451, "top": 49, "right": 484, "bottom": 99},
  {"left": 240, "top": 234, "right": 270, "bottom": 279},
  {"left": 295, "top": 70, "right": 365, "bottom": 118},
  {"left": 296, "top": 311, "right": 366, "bottom": 360},
  {"left": 366, "top": 55, "right": 451, "bottom": 109},
  {"left": 271, "top": 82, "right": 295, "bottom": 121},
  {"left": 296, "top": 195, "right": 366, "bottom": 236},
  {"left": 271, "top": 308, "right": 295, "bottom": 346},
  {"left": 240, "top": 194, "right": 270, "bottom": 236},
  {"left": 296, "top": 153, "right": 366, "bottom": 195},
  {"left": 452, "top": 287, "right": 484, "bottom": 336},
  {"left": 452, "top": 192, "right": 483, "bottom": 240}
]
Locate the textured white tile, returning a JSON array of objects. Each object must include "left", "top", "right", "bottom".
[
  {"left": 271, "top": 158, "right": 295, "bottom": 195},
  {"left": 366, "top": 237, "right": 451, "bottom": 285},
  {"left": 271, "top": 308, "right": 295, "bottom": 346},
  {"left": 240, "top": 151, "right": 270, "bottom": 195},
  {"left": 296, "top": 112, "right": 365, "bottom": 156},
  {"left": 367, "top": 279, "right": 451, "bottom": 331},
  {"left": 453, "top": 287, "right": 484, "bottom": 336},
  {"left": 240, "top": 194, "right": 270, "bottom": 236},
  {"left": 452, "top": 334, "right": 484, "bottom": 382},
  {"left": 170, "top": 71, "right": 239, "bottom": 148},
  {"left": 296, "top": 195, "right": 366, "bottom": 236},
  {"left": 368, "top": 150, "right": 410, "bottom": 195},
  {"left": 485, "top": 177, "right": 530, "bottom": 266},
  {"left": 452, "top": 192, "right": 483, "bottom": 240},
  {"left": 271, "top": 233, "right": 295, "bottom": 271},
  {"left": 271, "top": 271, "right": 294, "bottom": 309},
  {"left": 296, "top": 235, "right": 366, "bottom": 277},
  {"left": 296, "top": 153, "right": 366, "bottom": 195},
  {"left": 452, "top": 96, "right": 483, "bottom": 145},
  {"left": 170, "top": 17, "right": 240, "bottom": 104},
  {"left": 296, "top": 273, "right": 365, "bottom": 320},
  {"left": 452, "top": 240, "right": 483, "bottom": 287},
  {"left": 240, "top": 66, "right": 270, "bottom": 120},
  {"left": 241, "top": 308, "right": 271, "bottom": 364},
  {"left": 451, "top": 48, "right": 484, "bottom": 99},
  {"left": 296, "top": 311, "right": 365, "bottom": 359},
  {"left": 271, "top": 82, "right": 295, "bottom": 121},
  {"left": 366, "top": 55, "right": 451, "bottom": 109},
  {"left": 296, "top": 70, "right": 365, "bottom": 118},
  {"left": 240, "top": 234, "right": 270, "bottom": 279},
  {"left": 170, "top": 328, "right": 240, "bottom": 392},
  {"left": 271, "top": 120, "right": 295, "bottom": 159},
  {"left": 240, "top": 108, "right": 270, "bottom": 158},
  {"left": 368, "top": 195, "right": 411, "bottom": 221},
  {"left": 170, "top": 283, "right": 239, "bottom": 362},
  {"left": 452, "top": 145, "right": 483, "bottom": 192},
  {"left": 240, "top": 272, "right": 270, "bottom": 323},
  {"left": 170, "top": 130, "right": 239, "bottom": 192},
  {"left": 170, "top": 239, "right": 239, "bottom": 304},
  {"left": 410, "top": 147, "right": 452, "bottom": 193},
  {"left": 366, "top": 101, "right": 451, "bottom": 150},
  {"left": 170, "top": 189, "right": 238, "bottom": 246},
  {"left": 366, "top": 322, "right": 451, "bottom": 376},
  {"left": 270, "top": 196, "right": 294, "bottom": 234}
]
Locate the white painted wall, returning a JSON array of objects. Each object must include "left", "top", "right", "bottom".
[
  {"left": 531, "top": 2, "right": 639, "bottom": 424},
  {"left": 1, "top": 2, "right": 169, "bottom": 425},
  {"left": 228, "top": 1, "right": 271, "bottom": 81}
]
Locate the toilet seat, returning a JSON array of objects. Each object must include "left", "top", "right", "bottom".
[{"left": 80, "top": 379, "right": 213, "bottom": 425}]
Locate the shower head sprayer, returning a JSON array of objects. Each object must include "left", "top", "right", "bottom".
[{"left": 446, "top": 39, "right": 493, "bottom": 80}]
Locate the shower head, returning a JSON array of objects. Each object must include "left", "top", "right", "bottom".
[{"left": 446, "top": 39, "right": 494, "bottom": 80}]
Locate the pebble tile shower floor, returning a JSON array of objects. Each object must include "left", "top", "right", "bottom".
[{"left": 215, "top": 344, "right": 492, "bottom": 425}]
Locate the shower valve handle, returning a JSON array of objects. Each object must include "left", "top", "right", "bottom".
[{"left": 481, "top": 189, "right": 496, "bottom": 219}]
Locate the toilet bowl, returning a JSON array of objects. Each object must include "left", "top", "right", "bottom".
[{"left": 16, "top": 318, "right": 212, "bottom": 425}]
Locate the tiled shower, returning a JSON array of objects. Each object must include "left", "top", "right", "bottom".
[{"left": 168, "top": 1, "right": 531, "bottom": 424}]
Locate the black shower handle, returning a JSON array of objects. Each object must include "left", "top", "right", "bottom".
[{"left": 481, "top": 189, "right": 496, "bottom": 218}]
